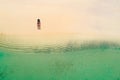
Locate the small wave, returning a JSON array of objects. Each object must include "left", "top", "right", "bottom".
[
  {"left": 1, "top": 34, "right": 120, "bottom": 54},
  {"left": 0, "top": 38, "right": 120, "bottom": 54}
]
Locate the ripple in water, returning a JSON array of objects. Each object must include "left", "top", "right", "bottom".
[{"left": 0, "top": 34, "right": 120, "bottom": 54}]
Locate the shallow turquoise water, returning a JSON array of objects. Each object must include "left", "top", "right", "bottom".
[
  {"left": 0, "top": 35, "right": 120, "bottom": 80},
  {"left": 0, "top": 48, "right": 120, "bottom": 80}
]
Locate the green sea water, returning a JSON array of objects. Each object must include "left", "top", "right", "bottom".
[{"left": 0, "top": 35, "right": 120, "bottom": 80}]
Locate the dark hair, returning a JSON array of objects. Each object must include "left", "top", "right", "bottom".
[{"left": 37, "top": 19, "right": 40, "bottom": 22}]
